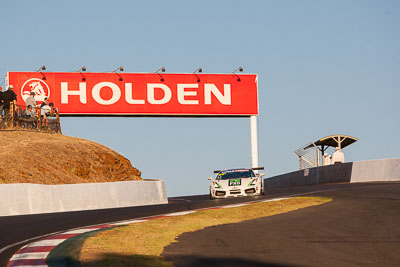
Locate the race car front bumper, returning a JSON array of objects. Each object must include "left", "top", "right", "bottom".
[{"left": 213, "top": 187, "right": 259, "bottom": 198}]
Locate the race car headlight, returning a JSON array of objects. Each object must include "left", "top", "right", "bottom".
[
  {"left": 248, "top": 179, "right": 257, "bottom": 186},
  {"left": 214, "top": 182, "right": 222, "bottom": 189}
]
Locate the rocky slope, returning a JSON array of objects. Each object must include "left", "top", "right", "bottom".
[{"left": 0, "top": 130, "right": 141, "bottom": 184}]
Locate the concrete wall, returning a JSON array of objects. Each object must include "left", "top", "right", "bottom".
[
  {"left": 0, "top": 179, "right": 167, "bottom": 217},
  {"left": 351, "top": 158, "right": 400, "bottom": 183},
  {"left": 264, "top": 158, "right": 400, "bottom": 190}
]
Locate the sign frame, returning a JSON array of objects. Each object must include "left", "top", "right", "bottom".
[{"left": 6, "top": 71, "right": 259, "bottom": 117}]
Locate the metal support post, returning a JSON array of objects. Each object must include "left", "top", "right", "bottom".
[{"left": 250, "top": 115, "right": 259, "bottom": 169}]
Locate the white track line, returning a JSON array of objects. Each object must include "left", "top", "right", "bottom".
[
  {"left": 221, "top": 203, "right": 249, "bottom": 208},
  {"left": 113, "top": 219, "right": 148, "bottom": 226},
  {"left": 262, "top": 197, "right": 289, "bottom": 202},
  {"left": 63, "top": 228, "right": 100, "bottom": 235},
  {"left": 164, "top": 211, "right": 197, "bottom": 216},
  {"left": 25, "top": 239, "right": 66, "bottom": 247},
  {"left": 9, "top": 252, "right": 50, "bottom": 260}
]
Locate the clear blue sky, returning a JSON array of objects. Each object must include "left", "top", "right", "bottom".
[{"left": 1, "top": 1, "right": 399, "bottom": 196}]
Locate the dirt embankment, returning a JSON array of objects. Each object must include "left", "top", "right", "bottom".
[{"left": 0, "top": 130, "right": 141, "bottom": 184}]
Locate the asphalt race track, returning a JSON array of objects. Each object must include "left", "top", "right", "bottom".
[
  {"left": 163, "top": 183, "right": 400, "bottom": 267},
  {"left": 0, "top": 182, "right": 399, "bottom": 266}
]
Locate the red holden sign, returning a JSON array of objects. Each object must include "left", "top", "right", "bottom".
[{"left": 7, "top": 72, "right": 258, "bottom": 116}]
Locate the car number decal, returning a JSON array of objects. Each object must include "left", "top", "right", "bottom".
[{"left": 229, "top": 179, "right": 241, "bottom": 186}]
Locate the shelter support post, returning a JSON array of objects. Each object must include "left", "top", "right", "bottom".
[{"left": 250, "top": 115, "right": 259, "bottom": 169}]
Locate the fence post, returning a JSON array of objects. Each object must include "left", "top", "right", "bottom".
[
  {"left": 38, "top": 107, "right": 41, "bottom": 131},
  {"left": 56, "top": 112, "right": 61, "bottom": 134},
  {"left": 10, "top": 102, "right": 14, "bottom": 129}
]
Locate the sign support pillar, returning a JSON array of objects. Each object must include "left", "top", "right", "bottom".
[{"left": 250, "top": 115, "right": 259, "bottom": 169}]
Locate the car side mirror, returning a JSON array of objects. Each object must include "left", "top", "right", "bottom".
[
  {"left": 259, "top": 173, "right": 265, "bottom": 177},
  {"left": 208, "top": 177, "right": 213, "bottom": 181}
]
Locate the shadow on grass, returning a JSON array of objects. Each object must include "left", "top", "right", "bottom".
[
  {"left": 48, "top": 253, "right": 299, "bottom": 267},
  {"left": 47, "top": 253, "right": 171, "bottom": 267},
  {"left": 163, "top": 254, "right": 300, "bottom": 267}
]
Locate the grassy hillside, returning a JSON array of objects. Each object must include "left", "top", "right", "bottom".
[{"left": 0, "top": 130, "right": 141, "bottom": 184}]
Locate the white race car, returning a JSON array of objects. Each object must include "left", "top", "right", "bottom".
[{"left": 208, "top": 168, "right": 265, "bottom": 199}]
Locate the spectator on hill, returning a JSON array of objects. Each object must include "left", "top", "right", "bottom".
[
  {"left": 40, "top": 98, "right": 51, "bottom": 128},
  {"left": 332, "top": 147, "right": 345, "bottom": 163},
  {"left": 26, "top": 92, "right": 37, "bottom": 113},
  {"left": 48, "top": 102, "right": 58, "bottom": 115},
  {"left": 14, "top": 104, "right": 22, "bottom": 117},
  {"left": 47, "top": 103, "right": 58, "bottom": 130},
  {"left": 40, "top": 97, "right": 49, "bottom": 109},
  {"left": 25, "top": 105, "right": 37, "bottom": 117},
  {"left": 2, "top": 85, "right": 17, "bottom": 115},
  {"left": 40, "top": 99, "right": 51, "bottom": 116},
  {"left": 25, "top": 105, "right": 38, "bottom": 129}
]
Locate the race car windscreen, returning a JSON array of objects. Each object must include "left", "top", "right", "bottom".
[{"left": 216, "top": 169, "right": 256, "bottom": 180}]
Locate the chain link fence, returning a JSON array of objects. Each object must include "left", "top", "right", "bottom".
[{"left": 294, "top": 144, "right": 319, "bottom": 170}]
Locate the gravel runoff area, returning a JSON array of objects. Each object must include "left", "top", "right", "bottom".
[{"left": 162, "top": 182, "right": 400, "bottom": 267}]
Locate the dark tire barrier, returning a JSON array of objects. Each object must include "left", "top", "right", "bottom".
[{"left": 264, "top": 162, "right": 353, "bottom": 189}]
